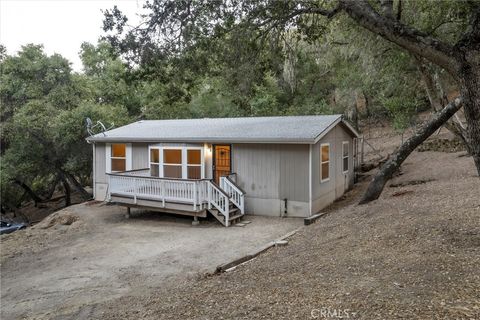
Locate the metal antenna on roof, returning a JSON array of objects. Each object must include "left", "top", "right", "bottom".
[{"left": 86, "top": 117, "right": 114, "bottom": 137}]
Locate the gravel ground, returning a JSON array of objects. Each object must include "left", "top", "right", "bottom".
[
  {"left": 0, "top": 204, "right": 301, "bottom": 319},
  {"left": 93, "top": 151, "right": 480, "bottom": 320}
]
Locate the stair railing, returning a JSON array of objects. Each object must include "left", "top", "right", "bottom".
[
  {"left": 206, "top": 181, "right": 230, "bottom": 226},
  {"left": 220, "top": 176, "right": 245, "bottom": 214}
]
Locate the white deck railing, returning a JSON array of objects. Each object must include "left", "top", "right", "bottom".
[
  {"left": 108, "top": 170, "right": 205, "bottom": 210},
  {"left": 107, "top": 169, "right": 245, "bottom": 226},
  {"left": 220, "top": 176, "right": 245, "bottom": 214}
]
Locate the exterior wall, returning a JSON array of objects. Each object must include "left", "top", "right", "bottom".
[
  {"left": 132, "top": 143, "right": 149, "bottom": 169},
  {"left": 232, "top": 143, "right": 310, "bottom": 217},
  {"left": 311, "top": 124, "right": 355, "bottom": 214},
  {"left": 94, "top": 143, "right": 107, "bottom": 201}
]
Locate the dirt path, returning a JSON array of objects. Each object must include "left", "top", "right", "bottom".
[
  {"left": 91, "top": 151, "right": 480, "bottom": 319},
  {"left": 0, "top": 204, "right": 301, "bottom": 319}
]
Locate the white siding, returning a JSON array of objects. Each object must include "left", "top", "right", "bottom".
[
  {"left": 132, "top": 143, "right": 149, "bottom": 169},
  {"left": 311, "top": 124, "right": 355, "bottom": 214},
  {"left": 232, "top": 143, "right": 309, "bottom": 217}
]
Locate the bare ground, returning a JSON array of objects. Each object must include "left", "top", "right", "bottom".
[
  {"left": 0, "top": 205, "right": 301, "bottom": 319},
  {"left": 91, "top": 151, "right": 480, "bottom": 320}
]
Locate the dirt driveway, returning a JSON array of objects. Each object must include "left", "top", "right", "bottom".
[{"left": 0, "top": 203, "right": 302, "bottom": 319}]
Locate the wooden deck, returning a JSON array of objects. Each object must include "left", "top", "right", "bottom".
[{"left": 107, "top": 169, "right": 245, "bottom": 226}]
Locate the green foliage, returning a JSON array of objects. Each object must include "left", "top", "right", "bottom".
[
  {"left": 382, "top": 96, "right": 418, "bottom": 132},
  {"left": 0, "top": 45, "right": 131, "bottom": 211}
]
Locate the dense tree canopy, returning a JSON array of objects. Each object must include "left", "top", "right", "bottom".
[{"left": 1, "top": 0, "right": 477, "bottom": 212}]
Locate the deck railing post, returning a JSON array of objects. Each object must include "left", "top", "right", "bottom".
[
  {"left": 224, "top": 194, "right": 229, "bottom": 227},
  {"left": 207, "top": 183, "right": 212, "bottom": 209},
  {"left": 107, "top": 175, "right": 112, "bottom": 201},
  {"left": 240, "top": 194, "right": 244, "bottom": 214},
  {"left": 133, "top": 177, "right": 137, "bottom": 204},
  {"left": 193, "top": 181, "right": 197, "bottom": 210},
  {"left": 161, "top": 180, "right": 165, "bottom": 207}
]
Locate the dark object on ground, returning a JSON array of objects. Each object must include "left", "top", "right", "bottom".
[
  {"left": 304, "top": 212, "right": 328, "bottom": 226},
  {"left": 0, "top": 220, "right": 27, "bottom": 235}
]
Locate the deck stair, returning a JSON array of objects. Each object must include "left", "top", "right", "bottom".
[{"left": 208, "top": 202, "right": 243, "bottom": 226}]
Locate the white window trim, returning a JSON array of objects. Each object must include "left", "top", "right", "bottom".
[
  {"left": 320, "top": 143, "right": 330, "bottom": 183},
  {"left": 342, "top": 141, "right": 349, "bottom": 174},
  {"left": 148, "top": 145, "right": 204, "bottom": 179},
  {"left": 106, "top": 143, "right": 132, "bottom": 173},
  {"left": 163, "top": 146, "right": 183, "bottom": 179}
]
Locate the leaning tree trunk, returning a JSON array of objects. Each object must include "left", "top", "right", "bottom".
[
  {"left": 457, "top": 47, "right": 480, "bottom": 175},
  {"left": 359, "top": 97, "right": 463, "bottom": 204},
  {"left": 62, "top": 179, "right": 71, "bottom": 207},
  {"left": 415, "top": 58, "right": 471, "bottom": 152},
  {"left": 65, "top": 172, "right": 91, "bottom": 200}
]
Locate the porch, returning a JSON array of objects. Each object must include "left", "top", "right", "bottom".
[{"left": 107, "top": 169, "right": 245, "bottom": 227}]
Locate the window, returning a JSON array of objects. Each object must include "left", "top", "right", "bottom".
[
  {"left": 149, "top": 146, "right": 204, "bottom": 179},
  {"left": 150, "top": 148, "right": 160, "bottom": 176},
  {"left": 163, "top": 149, "right": 182, "bottom": 178},
  {"left": 187, "top": 149, "right": 201, "bottom": 179},
  {"left": 320, "top": 143, "right": 330, "bottom": 182},
  {"left": 342, "top": 141, "right": 349, "bottom": 173},
  {"left": 111, "top": 144, "right": 126, "bottom": 172}
]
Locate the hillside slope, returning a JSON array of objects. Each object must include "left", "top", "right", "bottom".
[{"left": 96, "top": 150, "right": 480, "bottom": 319}]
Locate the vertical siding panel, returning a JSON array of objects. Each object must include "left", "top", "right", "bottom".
[
  {"left": 132, "top": 143, "right": 149, "bottom": 169},
  {"left": 233, "top": 143, "right": 308, "bottom": 203},
  {"left": 95, "top": 143, "right": 107, "bottom": 183}
]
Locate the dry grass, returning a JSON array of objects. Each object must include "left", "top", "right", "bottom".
[{"left": 95, "top": 151, "right": 480, "bottom": 320}]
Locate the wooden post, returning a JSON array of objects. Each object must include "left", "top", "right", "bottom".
[
  {"left": 193, "top": 181, "right": 197, "bottom": 210},
  {"left": 125, "top": 207, "right": 131, "bottom": 219},
  {"left": 161, "top": 180, "right": 165, "bottom": 207},
  {"left": 133, "top": 178, "right": 137, "bottom": 204},
  {"left": 207, "top": 183, "right": 212, "bottom": 209}
]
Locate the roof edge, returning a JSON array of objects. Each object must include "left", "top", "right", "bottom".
[{"left": 85, "top": 137, "right": 315, "bottom": 144}]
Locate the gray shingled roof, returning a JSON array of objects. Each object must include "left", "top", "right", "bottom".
[{"left": 87, "top": 114, "right": 357, "bottom": 144}]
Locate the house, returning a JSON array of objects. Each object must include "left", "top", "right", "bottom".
[{"left": 86, "top": 115, "right": 360, "bottom": 226}]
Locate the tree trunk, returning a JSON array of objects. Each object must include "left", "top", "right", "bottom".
[
  {"left": 61, "top": 178, "right": 71, "bottom": 207},
  {"left": 43, "top": 177, "right": 60, "bottom": 200},
  {"left": 359, "top": 97, "right": 463, "bottom": 204},
  {"left": 65, "top": 172, "right": 91, "bottom": 200},
  {"left": 416, "top": 58, "right": 471, "bottom": 152},
  {"left": 457, "top": 48, "right": 480, "bottom": 175},
  {"left": 13, "top": 179, "right": 43, "bottom": 206}
]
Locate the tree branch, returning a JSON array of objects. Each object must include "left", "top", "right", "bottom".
[{"left": 338, "top": 0, "right": 459, "bottom": 76}]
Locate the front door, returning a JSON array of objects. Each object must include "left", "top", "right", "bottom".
[{"left": 213, "top": 145, "right": 231, "bottom": 184}]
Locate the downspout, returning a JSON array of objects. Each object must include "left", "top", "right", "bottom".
[
  {"left": 309, "top": 144, "right": 312, "bottom": 216},
  {"left": 92, "top": 142, "right": 96, "bottom": 199}
]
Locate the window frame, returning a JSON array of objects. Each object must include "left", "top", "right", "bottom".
[
  {"left": 162, "top": 147, "right": 183, "bottom": 179},
  {"left": 149, "top": 148, "right": 161, "bottom": 177},
  {"left": 342, "top": 141, "right": 349, "bottom": 174},
  {"left": 186, "top": 149, "right": 202, "bottom": 179},
  {"left": 106, "top": 143, "right": 132, "bottom": 173},
  {"left": 148, "top": 145, "right": 204, "bottom": 179},
  {"left": 320, "top": 143, "right": 330, "bottom": 183}
]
